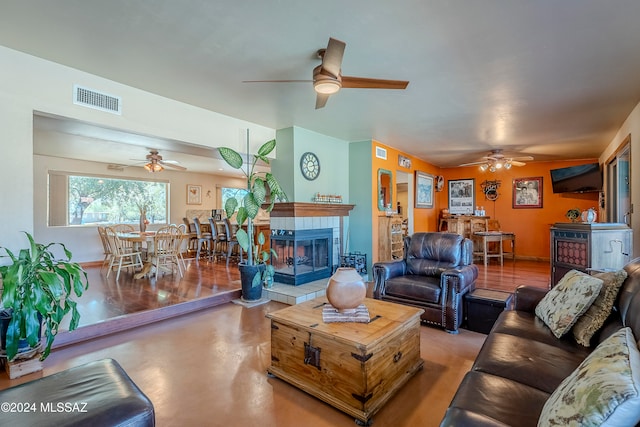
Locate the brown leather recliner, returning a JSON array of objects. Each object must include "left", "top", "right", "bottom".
[{"left": 373, "top": 232, "right": 478, "bottom": 333}]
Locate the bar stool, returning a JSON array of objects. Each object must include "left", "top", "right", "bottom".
[{"left": 473, "top": 232, "right": 504, "bottom": 266}]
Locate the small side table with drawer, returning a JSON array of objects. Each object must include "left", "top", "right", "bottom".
[{"left": 465, "top": 289, "right": 514, "bottom": 334}]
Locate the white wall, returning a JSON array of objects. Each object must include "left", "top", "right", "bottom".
[
  {"left": 0, "top": 45, "right": 274, "bottom": 258},
  {"left": 600, "top": 100, "right": 640, "bottom": 257}
]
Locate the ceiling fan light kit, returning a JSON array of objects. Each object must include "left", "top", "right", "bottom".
[
  {"left": 133, "top": 150, "right": 186, "bottom": 172},
  {"left": 314, "top": 78, "right": 341, "bottom": 95},
  {"left": 144, "top": 161, "right": 164, "bottom": 172}
]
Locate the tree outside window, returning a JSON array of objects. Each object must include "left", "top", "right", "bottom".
[{"left": 49, "top": 173, "right": 168, "bottom": 226}]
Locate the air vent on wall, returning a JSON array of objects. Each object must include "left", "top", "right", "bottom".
[{"left": 73, "top": 85, "right": 122, "bottom": 114}]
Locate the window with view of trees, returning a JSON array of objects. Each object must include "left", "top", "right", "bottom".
[
  {"left": 221, "top": 187, "right": 249, "bottom": 213},
  {"left": 48, "top": 172, "right": 168, "bottom": 227}
]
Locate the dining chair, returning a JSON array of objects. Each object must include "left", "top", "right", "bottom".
[
  {"left": 193, "top": 217, "right": 213, "bottom": 260},
  {"left": 208, "top": 217, "right": 221, "bottom": 260},
  {"left": 153, "top": 225, "right": 183, "bottom": 279},
  {"left": 104, "top": 226, "right": 144, "bottom": 280},
  {"left": 222, "top": 218, "right": 240, "bottom": 267},
  {"left": 176, "top": 223, "right": 190, "bottom": 270},
  {"left": 179, "top": 219, "right": 195, "bottom": 255},
  {"left": 212, "top": 219, "right": 228, "bottom": 262},
  {"left": 110, "top": 223, "right": 135, "bottom": 233},
  {"left": 97, "top": 226, "right": 113, "bottom": 273}
]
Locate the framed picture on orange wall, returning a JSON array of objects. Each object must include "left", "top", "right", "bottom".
[
  {"left": 513, "top": 177, "right": 543, "bottom": 208},
  {"left": 415, "top": 171, "right": 434, "bottom": 208}
]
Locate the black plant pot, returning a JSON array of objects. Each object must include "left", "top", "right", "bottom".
[
  {"left": 239, "top": 263, "right": 265, "bottom": 302},
  {"left": 0, "top": 309, "right": 42, "bottom": 352}
]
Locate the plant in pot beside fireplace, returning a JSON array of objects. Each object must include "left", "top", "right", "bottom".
[
  {"left": 219, "top": 138, "right": 288, "bottom": 302},
  {"left": 0, "top": 232, "right": 89, "bottom": 361}
]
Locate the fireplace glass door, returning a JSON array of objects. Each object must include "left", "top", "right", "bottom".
[{"left": 271, "top": 228, "right": 332, "bottom": 285}]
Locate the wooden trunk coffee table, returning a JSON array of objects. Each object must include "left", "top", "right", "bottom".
[{"left": 266, "top": 297, "right": 424, "bottom": 425}]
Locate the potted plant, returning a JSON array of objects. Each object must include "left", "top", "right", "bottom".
[
  {"left": 218, "top": 138, "right": 288, "bottom": 301},
  {"left": 0, "top": 232, "right": 89, "bottom": 361}
]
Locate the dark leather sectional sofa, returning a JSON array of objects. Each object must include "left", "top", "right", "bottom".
[{"left": 440, "top": 257, "right": 640, "bottom": 426}]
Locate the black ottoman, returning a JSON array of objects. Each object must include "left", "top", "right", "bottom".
[
  {"left": 465, "top": 289, "right": 513, "bottom": 334},
  {"left": 0, "top": 358, "right": 154, "bottom": 426}
]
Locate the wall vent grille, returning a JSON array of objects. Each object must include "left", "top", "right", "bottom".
[{"left": 73, "top": 85, "right": 122, "bottom": 114}]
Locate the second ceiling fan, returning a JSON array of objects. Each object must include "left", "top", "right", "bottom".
[
  {"left": 244, "top": 37, "right": 409, "bottom": 109},
  {"left": 459, "top": 149, "right": 534, "bottom": 172}
]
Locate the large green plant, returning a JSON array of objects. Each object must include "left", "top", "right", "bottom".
[
  {"left": 0, "top": 232, "right": 88, "bottom": 360},
  {"left": 218, "top": 139, "right": 288, "bottom": 288}
]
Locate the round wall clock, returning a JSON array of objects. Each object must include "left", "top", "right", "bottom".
[{"left": 300, "top": 152, "right": 320, "bottom": 180}]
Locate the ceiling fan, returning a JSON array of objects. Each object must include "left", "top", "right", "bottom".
[
  {"left": 459, "top": 149, "right": 534, "bottom": 172},
  {"left": 243, "top": 37, "right": 409, "bottom": 109},
  {"left": 131, "top": 150, "right": 187, "bottom": 173}
]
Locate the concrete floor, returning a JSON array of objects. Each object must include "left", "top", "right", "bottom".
[{"left": 0, "top": 299, "right": 486, "bottom": 427}]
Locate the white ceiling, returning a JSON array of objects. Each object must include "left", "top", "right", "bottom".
[{"left": 4, "top": 0, "right": 640, "bottom": 171}]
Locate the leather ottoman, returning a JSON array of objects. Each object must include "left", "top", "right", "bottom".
[
  {"left": 0, "top": 358, "right": 155, "bottom": 426},
  {"left": 465, "top": 289, "right": 513, "bottom": 334}
]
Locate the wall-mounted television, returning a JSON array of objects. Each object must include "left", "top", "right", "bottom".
[{"left": 550, "top": 163, "right": 603, "bottom": 194}]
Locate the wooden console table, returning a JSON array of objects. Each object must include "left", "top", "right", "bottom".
[{"left": 440, "top": 215, "right": 490, "bottom": 238}]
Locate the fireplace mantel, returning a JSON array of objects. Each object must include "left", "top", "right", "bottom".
[{"left": 270, "top": 202, "right": 355, "bottom": 218}]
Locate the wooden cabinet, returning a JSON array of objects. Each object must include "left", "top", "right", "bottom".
[
  {"left": 378, "top": 216, "right": 404, "bottom": 262},
  {"left": 266, "top": 297, "right": 423, "bottom": 425},
  {"left": 550, "top": 222, "right": 633, "bottom": 286},
  {"left": 440, "top": 215, "right": 489, "bottom": 238}
]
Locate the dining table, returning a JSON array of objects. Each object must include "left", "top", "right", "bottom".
[{"left": 117, "top": 231, "right": 158, "bottom": 279}]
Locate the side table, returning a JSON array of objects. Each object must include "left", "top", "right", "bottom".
[{"left": 465, "top": 289, "right": 513, "bottom": 334}]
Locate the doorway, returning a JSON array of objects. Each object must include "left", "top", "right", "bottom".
[
  {"left": 606, "top": 137, "right": 631, "bottom": 226},
  {"left": 396, "top": 170, "right": 413, "bottom": 235}
]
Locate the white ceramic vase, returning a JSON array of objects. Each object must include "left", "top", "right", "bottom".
[
  {"left": 581, "top": 208, "right": 597, "bottom": 223},
  {"left": 326, "top": 267, "right": 366, "bottom": 313}
]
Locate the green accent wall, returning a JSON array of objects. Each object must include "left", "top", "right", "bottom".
[
  {"left": 272, "top": 127, "right": 295, "bottom": 200},
  {"left": 349, "top": 140, "right": 374, "bottom": 276},
  {"left": 273, "top": 126, "right": 351, "bottom": 203}
]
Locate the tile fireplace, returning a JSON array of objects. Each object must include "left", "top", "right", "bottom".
[{"left": 269, "top": 202, "right": 355, "bottom": 286}]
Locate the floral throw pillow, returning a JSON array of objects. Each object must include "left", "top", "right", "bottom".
[
  {"left": 538, "top": 327, "right": 640, "bottom": 427},
  {"left": 573, "top": 269, "right": 628, "bottom": 347},
  {"left": 535, "top": 270, "right": 603, "bottom": 339}
]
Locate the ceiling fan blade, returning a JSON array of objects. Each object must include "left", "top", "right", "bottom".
[
  {"left": 242, "top": 79, "right": 311, "bottom": 83},
  {"left": 315, "top": 93, "right": 330, "bottom": 109},
  {"left": 322, "top": 38, "right": 346, "bottom": 78},
  {"left": 341, "top": 76, "right": 409, "bottom": 90},
  {"left": 510, "top": 156, "right": 534, "bottom": 162},
  {"left": 459, "top": 161, "right": 487, "bottom": 167},
  {"left": 510, "top": 160, "right": 526, "bottom": 167},
  {"left": 159, "top": 160, "right": 187, "bottom": 171}
]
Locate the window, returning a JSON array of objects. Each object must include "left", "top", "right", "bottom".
[
  {"left": 48, "top": 172, "right": 168, "bottom": 226},
  {"left": 221, "top": 187, "right": 249, "bottom": 213}
]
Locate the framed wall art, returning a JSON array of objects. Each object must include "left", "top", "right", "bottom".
[
  {"left": 398, "top": 154, "right": 412, "bottom": 169},
  {"left": 448, "top": 178, "right": 475, "bottom": 215},
  {"left": 187, "top": 184, "right": 202, "bottom": 205},
  {"left": 513, "top": 177, "right": 543, "bottom": 209},
  {"left": 415, "top": 171, "right": 434, "bottom": 208}
]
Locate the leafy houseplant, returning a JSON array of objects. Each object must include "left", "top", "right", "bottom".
[
  {"left": 0, "top": 232, "right": 89, "bottom": 361},
  {"left": 218, "top": 138, "right": 288, "bottom": 299}
]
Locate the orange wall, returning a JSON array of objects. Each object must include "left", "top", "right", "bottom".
[
  {"left": 370, "top": 141, "right": 440, "bottom": 261},
  {"left": 368, "top": 141, "right": 600, "bottom": 261},
  {"left": 439, "top": 159, "right": 600, "bottom": 260}
]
